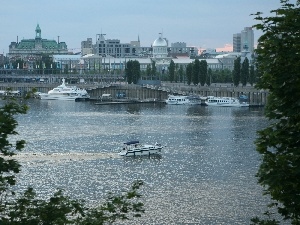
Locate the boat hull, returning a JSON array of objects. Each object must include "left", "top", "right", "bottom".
[
  {"left": 204, "top": 96, "right": 249, "bottom": 107},
  {"left": 119, "top": 148, "right": 162, "bottom": 157},
  {"left": 204, "top": 102, "right": 249, "bottom": 107},
  {"left": 39, "top": 94, "right": 89, "bottom": 101},
  {"left": 118, "top": 143, "right": 163, "bottom": 157},
  {"left": 166, "top": 101, "right": 189, "bottom": 105}
]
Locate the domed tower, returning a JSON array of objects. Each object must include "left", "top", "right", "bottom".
[
  {"left": 152, "top": 33, "right": 168, "bottom": 58},
  {"left": 151, "top": 33, "right": 171, "bottom": 76}
]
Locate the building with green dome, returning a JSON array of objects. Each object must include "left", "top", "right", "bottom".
[{"left": 8, "top": 24, "right": 68, "bottom": 61}]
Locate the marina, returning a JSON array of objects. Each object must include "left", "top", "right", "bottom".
[{"left": 0, "top": 81, "right": 268, "bottom": 107}]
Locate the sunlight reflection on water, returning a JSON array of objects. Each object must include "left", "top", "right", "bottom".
[{"left": 13, "top": 100, "right": 275, "bottom": 224}]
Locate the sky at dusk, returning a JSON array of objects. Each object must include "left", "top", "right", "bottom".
[{"left": 0, "top": 0, "right": 293, "bottom": 54}]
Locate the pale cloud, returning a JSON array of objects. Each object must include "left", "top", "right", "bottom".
[{"left": 216, "top": 44, "right": 233, "bottom": 52}]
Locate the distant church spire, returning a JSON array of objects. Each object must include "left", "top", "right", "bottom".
[{"left": 35, "top": 24, "right": 41, "bottom": 39}]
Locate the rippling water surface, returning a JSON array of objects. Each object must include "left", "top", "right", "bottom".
[{"left": 13, "top": 100, "right": 272, "bottom": 224}]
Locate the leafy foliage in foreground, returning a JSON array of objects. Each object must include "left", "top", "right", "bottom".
[
  {"left": 251, "top": 0, "right": 300, "bottom": 224},
  {"left": 0, "top": 97, "right": 144, "bottom": 224}
]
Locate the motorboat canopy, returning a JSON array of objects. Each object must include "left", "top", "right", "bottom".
[{"left": 124, "top": 140, "right": 139, "bottom": 145}]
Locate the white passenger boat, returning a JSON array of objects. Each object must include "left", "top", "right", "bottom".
[
  {"left": 39, "top": 78, "right": 90, "bottom": 101},
  {"left": 205, "top": 96, "right": 249, "bottom": 107},
  {"left": 0, "top": 90, "right": 21, "bottom": 97},
  {"left": 118, "top": 140, "right": 163, "bottom": 157},
  {"left": 165, "top": 95, "right": 191, "bottom": 105}
]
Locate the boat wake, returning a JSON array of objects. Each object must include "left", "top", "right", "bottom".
[{"left": 10, "top": 152, "right": 120, "bottom": 163}]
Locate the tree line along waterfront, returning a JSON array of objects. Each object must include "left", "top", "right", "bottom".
[{"left": 0, "top": 54, "right": 258, "bottom": 87}]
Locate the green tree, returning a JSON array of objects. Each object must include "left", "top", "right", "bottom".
[
  {"left": 241, "top": 57, "right": 249, "bottom": 86},
  {"left": 174, "top": 63, "right": 179, "bottom": 83},
  {"left": 192, "top": 59, "right": 200, "bottom": 85},
  {"left": 0, "top": 97, "right": 144, "bottom": 224},
  {"left": 125, "top": 60, "right": 141, "bottom": 84},
  {"left": 207, "top": 68, "right": 212, "bottom": 86},
  {"left": 168, "top": 60, "right": 175, "bottom": 82},
  {"left": 199, "top": 60, "right": 208, "bottom": 86},
  {"left": 211, "top": 69, "right": 219, "bottom": 83},
  {"left": 232, "top": 56, "right": 241, "bottom": 87},
  {"left": 224, "top": 68, "right": 233, "bottom": 83},
  {"left": 178, "top": 65, "right": 184, "bottom": 83},
  {"left": 186, "top": 63, "right": 193, "bottom": 85},
  {"left": 249, "top": 64, "right": 255, "bottom": 86},
  {"left": 251, "top": 1, "right": 300, "bottom": 224},
  {"left": 146, "top": 64, "right": 151, "bottom": 80},
  {"left": 151, "top": 61, "right": 156, "bottom": 78}
]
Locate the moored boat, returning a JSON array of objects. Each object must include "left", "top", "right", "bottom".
[
  {"left": 205, "top": 96, "right": 249, "bottom": 107},
  {"left": 118, "top": 140, "right": 163, "bottom": 157},
  {"left": 39, "top": 78, "right": 90, "bottom": 101},
  {"left": 165, "top": 95, "right": 191, "bottom": 105}
]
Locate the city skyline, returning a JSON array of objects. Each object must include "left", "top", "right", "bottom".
[{"left": 0, "top": 0, "right": 289, "bottom": 54}]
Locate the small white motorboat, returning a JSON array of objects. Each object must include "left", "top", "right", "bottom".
[{"left": 118, "top": 140, "right": 163, "bottom": 157}]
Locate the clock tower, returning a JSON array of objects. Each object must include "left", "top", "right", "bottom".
[{"left": 35, "top": 24, "right": 41, "bottom": 39}]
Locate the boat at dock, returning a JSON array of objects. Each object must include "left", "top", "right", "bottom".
[
  {"left": 118, "top": 140, "right": 163, "bottom": 157},
  {"left": 165, "top": 95, "right": 204, "bottom": 105},
  {"left": 0, "top": 90, "right": 21, "bottom": 97},
  {"left": 165, "top": 95, "right": 191, "bottom": 105},
  {"left": 39, "top": 78, "right": 90, "bottom": 101},
  {"left": 204, "top": 96, "right": 249, "bottom": 107}
]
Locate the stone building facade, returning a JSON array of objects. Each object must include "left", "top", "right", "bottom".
[{"left": 8, "top": 24, "right": 68, "bottom": 61}]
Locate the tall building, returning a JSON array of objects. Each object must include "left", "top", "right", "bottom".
[
  {"left": 81, "top": 38, "right": 93, "bottom": 56},
  {"left": 233, "top": 33, "right": 241, "bottom": 52},
  {"left": 241, "top": 27, "right": 254, "bottom": 52},
  {"left": 94, "top": 33, "right": 140, "bottom": 58},
  {"left": 233, "top": 27, "right": 254, "bottom": 53},
  {"left": 8, "top": 24, "right": 68, "bottom": 60},
  {"left": 170, "top": 42, "right": 198, "bottom": 57}
]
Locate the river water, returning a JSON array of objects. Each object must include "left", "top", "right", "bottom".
[{"left": 11, "top": 100, "right": 274, "bottom": 224}]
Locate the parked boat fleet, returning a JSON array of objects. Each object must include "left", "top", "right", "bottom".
[
  {"left": 30, "top": 78, "right": 249, "bottom": 107},
  {"left": 165, "top": 95, "right": 249, "bottom": 107}
]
